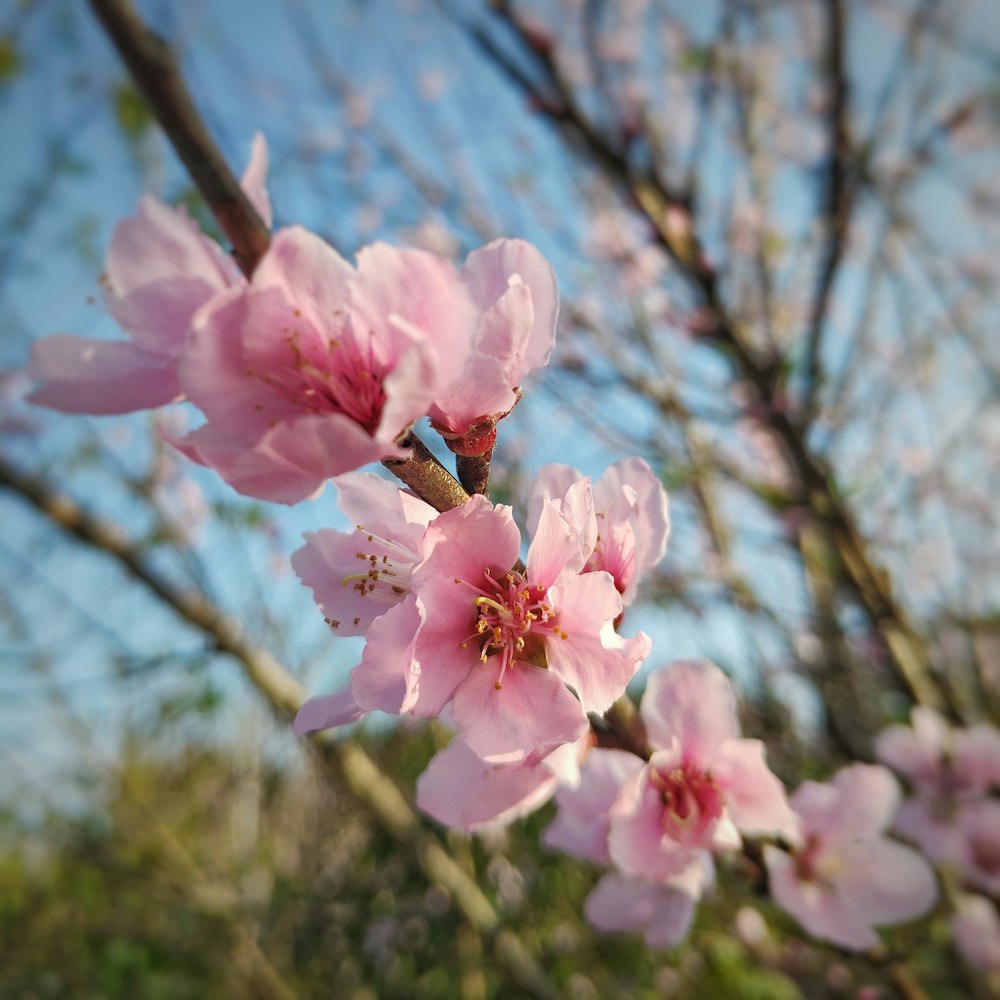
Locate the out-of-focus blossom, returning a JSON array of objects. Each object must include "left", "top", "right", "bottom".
[
  {"left": 876, "top": 707, "right": 1000, "bottom": 861},
  {"left": 545, "top": 748, "right": 644, "bottom": 864},
  {"left": 609, "top": 659, "right": 794, "bottom": 880},
  {"left": 956, "top": 800, "right": 1000, "bottom": 895},
  {"left": 528, "top": 457, "right": 670, "bottom": 605},
  {"left": 764, "top": 764, "right": 938, "bottom": 951},
  {"left": 952, "top": 895, "right": 1000, "bottom": 972},
  {"left": 585, "top": 856, "right": 713, "bottom": 950},
  {"left": 417, "top": 735, "right": 584, "bottom": 832},
  {"left": 27, "top": 135, "right": 269, "bottom": 415}
]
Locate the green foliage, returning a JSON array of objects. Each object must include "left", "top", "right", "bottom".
[
  {"left": 0, "top": 35, "right": 23, "bottom": 86},
  {"left": 0, "top": 725, "right": 960, "bottom": 1000},
  {"left": 113, "top": 81, "right": 153, "bottom": 142}
]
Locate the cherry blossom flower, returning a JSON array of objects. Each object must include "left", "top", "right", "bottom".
[
  {"left": 352, "top": 489, "right": 649, "bottom": 763},
  {"left": 27, "top": 134, "right": 270, "bottom": 415},
  {"left": 416, "top": 735, "right": 584, "bottom": 832},
  {"left": 764, "top": 764, "right": 938, "bottom": 951},
  {"left": 527, "top": 457, "right": 670, "bottom": 604},
  {"left": 876, "top": 708, "right": 1000, "bottom": 861},
  {"left": 428, "top": 239, "right": 558, "bottom": 458},
  {"left": 174, "top": 227, "right": 483, "bottom": 503},
  {"left": 951, "top": 895, "right": 1000, "bottom": 972},
  {"left": 608, "top": 659, "right": 794, "bottom": 880}
]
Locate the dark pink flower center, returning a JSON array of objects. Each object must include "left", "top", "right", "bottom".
[
  {"left": 459, "top": 568, "right": 568, "bottom": 688},
  {"left": 249, "top": 317, "right": 387, "bottom": 434},
  {"left": 970, "top": 833, "right": 1000, "bottom": 877},
  {"left": 652, "top": 764, "right": 724, "bottom": 846}
]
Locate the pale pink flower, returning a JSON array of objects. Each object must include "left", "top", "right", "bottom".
[
  {"left": 27, "top": 135, "right": 269, "bottom": 415},
  {"left": 527, "top": 457, "right": 670, "bottom": 604},
  {"left": 428, "top": 239, "right": 558, "bottom": 457},
  {"left": 174, "top": 228, "right": 478, "bottom": 503},
  {"left": 764, "top": 764, "right": 938, "bottom": 951},
  {"left": 608, "top": 660, "right": 794, "bottom": 880},
  {"left": 584, "top": 855, "right": 713, "bottom": 951},
  {"left": 876, "top": 708, "right": 1000, "bottom": 861},
  {"left": 951, "top": 895, "right": 1000, "bottom": 972},
  {"left": 416, "top": 735, "right": 584, "bottom": 832},
  {"left": 353, "top": 490, "right": 649, "bottom": 762}
]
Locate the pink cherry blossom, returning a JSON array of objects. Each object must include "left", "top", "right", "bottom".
[
  {"left": 428, "top": 239, "right": 558, "bottom": 457},
  {"left": 27, "top": 135, "right": 269, "bottom": 415},
  {"left": 584, "top": 854, "right": 713, "bottom": 951},
  {"left": 352, "top": 491, "right": 649, "bottom": 763},
  {"left": 416, "top": 735, "right": 584, "bottom": 832},
  {"left": 608, "top": 660, "right": 794, "bottom": 880},
  {"left": 764, "top": 764, "right": 938, "bottom": 951},
  {"left": 174, "top": 228, "right": 479, "bottom": 503},
  {"left": 951, "top": 895, "right": 1000, "bottom": 972},
  {"left": 876, "top": 708, "right": 1000, "bottom": 861},
  {"left": 528, "top": 457, "right": 670, "bottom": 604}
]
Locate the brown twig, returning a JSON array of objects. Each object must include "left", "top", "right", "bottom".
[{"left": 88, "top": 0, "right": 270, "bottom": 277}]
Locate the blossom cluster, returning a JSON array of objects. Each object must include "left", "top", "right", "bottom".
[
  {"left": 27, "top": 135, "right": 558, "bottom": 503},
  {"left": 23, "top": 135, "right": 997, "bottom": 972},
  {"left": 877, "top": 708, "right": 1000, "bottom": 973}
]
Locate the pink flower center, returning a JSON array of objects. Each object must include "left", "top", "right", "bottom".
[
  {"left": 586, "top": 521, "right": 636, "bottom": 596},
  {"left": 970, "top": 833, "right": 1000, "bottom": 877},
  {"left": 459, "top": 568, "right": 568, "bottom": 688},
  {"left": 652, "top": 764, "right": 724, "bottom": 847},
  {"left": 249, "top": 317, "right": 387, "bottom": 434}
]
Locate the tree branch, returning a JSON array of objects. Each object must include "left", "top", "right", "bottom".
[{"left": 88, "top": 0, "right": 270, "bottom": 277}]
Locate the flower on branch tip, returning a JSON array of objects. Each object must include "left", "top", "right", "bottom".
[
  {"left": 527, "top": 457, "right": 670, "bottom": 605},
  {"left": 427, "top": 238, "right": 558, "bottom": 458},
  {"left": 608, "top": 659, "right": 795, "bottom": 881},
  {"left": 25, "top": 133, "right": 270, "bottom": 415},
  {"left": 763, "top": 764, "right": 938, "bottom": 951}
]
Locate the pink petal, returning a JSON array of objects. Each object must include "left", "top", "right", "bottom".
[
  {"left": 585, "top": 873, "right": 697, "bottom": 950},
  {"left": 875, "top": 707, "right": 950, "bottom": 789},
  {"left": 352, "top": 597, "right": 425, "bottom": 714},
  {"left": 796, "top": 764, "right": 900, "bottom": 844},
  {"left": 526, "top": 495, "right": 592, "bottom": 589},
  {"left": 525, "top": 462, "right": 585, "bottom": 538},
  {"left": 106, "top": 195, "right": 236, "bottom": 311},
  {"left": 27, "top": 336, "right": 181, "bottom": 414},
  {"left": 952, "top": 895, "right": 1000, "bottom": 972},
  {"left": 333, "top": 471, "right": 436, "bottom": 536},
  {"left": 416, "top": 737, "right": 560, "bottom": 831},
  {"left": 640, "top": 659, "right": 740, "bottom": 762},
  {"left": 764, "top": 845, "right": 880, "bottom": 951},
  {"left": 449, "top": 661, "right": 588, "bottom": 764},
  {"left": 461, "top": 238, "right": 558, "bottom": 382},
  {"left": 954, "top": 725, "right": 1000, "bottom": 794},
  {"left": 292, "top": 528, "right": 410, "bottom": 637},
  {"left": 836, "top": 839, "right": 938, "bottom": 925},
  {"left": 292, "top": 685, "right": 365, "bottom": 735},
  {"left": 544, "top": 748, "right": 644, "bottom": 864},
  {"left": 544, "top": 573, "right": 633, "bottom": 713},
  {"left": 239, "top": 132, "right": 273, "bottom": 229},
  {"left": 712, "top": 738, "right": 796, "bottom": 838}
]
